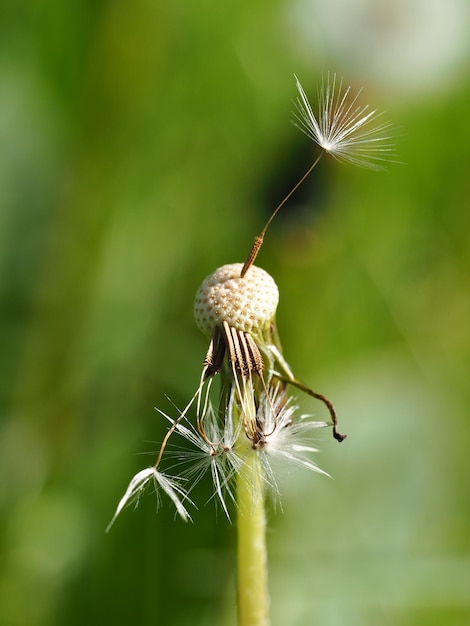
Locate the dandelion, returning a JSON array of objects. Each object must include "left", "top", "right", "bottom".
[{"left": 109, "top": 73, "right": 396, "bottom": 626}]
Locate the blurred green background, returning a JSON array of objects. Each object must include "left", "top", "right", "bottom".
[{"left": 1, "top": 1, "right": 470, "bottom": 625}]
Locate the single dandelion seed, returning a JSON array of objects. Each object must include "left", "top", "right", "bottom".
[
  {"left": 235, "top": 384, "right": 331, "bottom": 506},
  {"left": 159, "top": 404, "right": 243, "bottom": 520},
  {"left": 106, "top": 467, "right": 192, "bottom": 532},
  {"left": 241, "top": 72, "right": 395, "bottom": 275}
]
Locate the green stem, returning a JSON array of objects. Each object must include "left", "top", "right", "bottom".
[{"left": 236, "top": 452, "right": 269, "bottom": 626}]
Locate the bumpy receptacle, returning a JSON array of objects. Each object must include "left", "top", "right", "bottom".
[{"left": 194, "top": 263, "right": 279, "bottom": 337}]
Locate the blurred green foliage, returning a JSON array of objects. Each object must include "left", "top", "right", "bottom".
[{"left": 1, "top": 1, "right": 470, "bottom": 625}]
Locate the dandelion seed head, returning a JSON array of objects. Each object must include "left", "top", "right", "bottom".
[
  {"left": 293, "top": 73, "right": 396, "bottom": 170},
  {"left": 194, "top": 263, "right": 279, "bottom": 337}
]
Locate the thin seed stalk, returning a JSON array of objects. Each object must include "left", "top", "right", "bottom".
[{"left": 236, "top": 447, "right": 269, "bottom": 626}]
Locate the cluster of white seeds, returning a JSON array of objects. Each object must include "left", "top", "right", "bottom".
[{"left": 194, "top": 263, "right": 279, "bottom": 337}]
